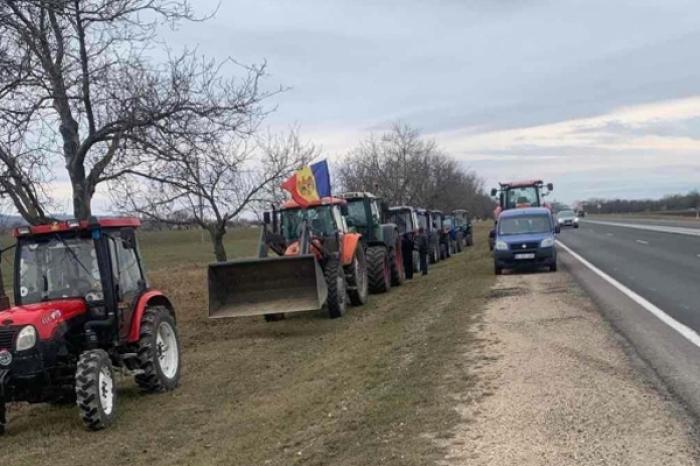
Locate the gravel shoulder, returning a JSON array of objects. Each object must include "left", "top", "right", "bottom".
[{"left": 440, "top": 269, "right": 700, "bottom": 465}]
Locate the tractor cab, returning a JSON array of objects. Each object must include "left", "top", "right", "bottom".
[
  {"left": 336, "top": 192, "right": 385, "bottom": 242},
  {"left": 279, "top": 198, "right": 349, "bottom": 243},
  {"left": 9, "top": 218, "right": 145, "bottom": 343},
  {"left": 387, "top": 206, "right": 419, "bottom": 237},
  {"left": 490, "top": 180, "right": 554, "bottom": 219}
]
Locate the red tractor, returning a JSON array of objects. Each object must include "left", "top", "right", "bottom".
[
  {"left": 0, "top": 218, "right": 180, "bottom": 434},
  {"left": 489, "top": 180, "right": 554, "bottom": 250},
  {"left": 490, "top": 179, "right": 554, "bottom": 219}
]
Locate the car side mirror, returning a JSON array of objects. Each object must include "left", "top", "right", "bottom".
[
  {"left": 547, "top": 183, "right": 554, "bottom": 191},
  {"left": 263, "top": 211, "right": 271, "bottom": 225},
  {"left": 490, "top": 188, "right": 498, "bottom": 197},
  {"left": 489, "top": 229, "right": 496, "bottom": 239},
  {"left": 555, "top": 225, "right": 561, "bottom": 234},
  {"left": 340, "top": 204, "right": 349, "bottom": 216}
]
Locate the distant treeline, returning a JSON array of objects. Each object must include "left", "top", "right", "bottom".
[{"left": 582, "top": 191, "right": 700, "bottom": 215}]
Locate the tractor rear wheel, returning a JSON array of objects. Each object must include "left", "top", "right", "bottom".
[
  {"left": 456, "top": 234, "right": 463, "bottom": 252},
  {"left": 325, "top": 257, "right": 347, "bottom": 318},
  {"left": 75, "top": 349, "right": 116, "bottom": 431},
  {"left": 366, "top": 246, "right": 390, "bottom": 293},
  {"left": 345, "top": 247, "right": 369, "bottom": 306},
  {"left": 389, "top": 246, "right": 404, "bottom": 287},
  {"left": 135, "top": 306, "right": 181, "bottom": 392}
]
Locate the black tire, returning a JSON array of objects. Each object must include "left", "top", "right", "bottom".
[
  {"left": 430, "top": 244, "right": 438, "bottom": 264},
  {"left": 550, "top": 261, "right": 558, "bottom": 272},
  {"left": 389, "top": 247, "right": 404, "bottom": 287},
  {"left": 440, "top": 243, "right": 447, "bottom": 260},
  {"left": 345, "top": 247, "right": 369, "bottom": 306},
  {"left": 135, "top": 306, "right": 181, "bottom": 392},
  {"left": 325, "top": 257, "right": 347, "bottom": 318},
  {"left": 75, "top": 349, "right": 116, "bottom": 431},
  {"left": 456, "top": 235, "right": 463, "bottom": 252},
  {"left": 366, "top": 246, "right": 390, "bottom": 294},
  {"left": 467, "top": 234, "right": 474, "bottom": 247}
]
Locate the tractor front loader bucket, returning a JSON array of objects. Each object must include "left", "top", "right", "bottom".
[{"left": 208, "top": 255, "right": 328, "bottom": 318}]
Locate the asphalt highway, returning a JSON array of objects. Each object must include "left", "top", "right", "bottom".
[{"left": 557, "top": 218, "right": 700, "bottom": 417}]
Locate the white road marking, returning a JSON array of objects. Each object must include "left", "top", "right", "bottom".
[
  {"left": 606, "top": 233, "right": 614, "bottom": 237},
  {"left": 584, "top": 219, "right": 700, "bottom": 237},
  {"left": 636, "top": 239, "right": 649, "bottom": 245},
  {"left": 557, "top": 240, "right": 700, "bottom": 349}
]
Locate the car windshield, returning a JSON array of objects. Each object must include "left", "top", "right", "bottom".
[
  {"left": 558, "top": 210, "right": 575, "bottom": 218},
  {"left": 346, "top": 200, "right": 367, "bottom": 227},
  {"left": 281, "top": 206, "right": 335, "bottom": 240},
  {"left": 388, "top": 211, "right": 413, "bottom": 233},
  {"left": 18, "top": 236, "right": 102, "bottom": 304},
  {"left": 505, "top": 187, "right": 540, "bottom": 209},
  {"left": 499, "top": 215, "right": 552, "bottom": 235}
]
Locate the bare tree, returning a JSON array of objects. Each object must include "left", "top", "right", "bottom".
[
  {"left": 0, "top": 0, "right": 271, "bottom": 223},
  {"left": 113, "top": 129, "right": 317, "bottom": 261},
  {"left": 338, "top": 123, "right": 493, "bottom": 216}
]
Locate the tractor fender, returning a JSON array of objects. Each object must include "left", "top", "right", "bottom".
[
  {"left": 127, "top": 290, "right": 176, "bottom": 343},
  {"left": 340, "top": 233, "right": 362, "bottom": 266}
]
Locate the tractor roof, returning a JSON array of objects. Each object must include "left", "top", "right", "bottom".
[
  {"left": 337, "top": 191, "right": 378, "bottom": 200},
  {"left": 14, "top": 217, "right": 141, "bottom": 237},
  {"left": 499, "top": 179, "right": 543, "bottom": 189},
  {"left": 281, "top": 196, "right": 347, "bottom": 210},
  {"left": 388, "top": 205, "right": 415, "bottom": 212},
  {"left": 452, "top": 209, "right": 468, "bottom": 214}
]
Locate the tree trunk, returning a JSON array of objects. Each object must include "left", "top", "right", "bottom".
[{"left": 209, "top": 227, "right": 228, "bottom": 262}]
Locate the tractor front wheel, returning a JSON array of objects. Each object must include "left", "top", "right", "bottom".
[
  {"left": 135, "top": 306, "right": 181, "bottom": 392},
  {"left": 75, "top": 349, "right": 116, "bottom": 431},
  {"left": 325, "top": 257, "right": 347, "bottom": 318},
  {"left": 345, "top": 247, "right": 369, "bottom": 306},
  {"left": 366, "top": 246, "right": 390, "bottom": 293}
]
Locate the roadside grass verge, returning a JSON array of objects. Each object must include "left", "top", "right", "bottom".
[{"left": 1, "top": 225, "right": 494, "bottom": 466}]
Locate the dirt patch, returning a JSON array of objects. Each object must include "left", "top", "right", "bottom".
[{"left": 440, "top": 271, "right": 700, "bottom": 465}]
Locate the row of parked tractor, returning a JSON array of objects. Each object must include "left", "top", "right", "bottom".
[
  {"left": 0, "top": 191, "right": 473, "bottom": 435},
  {"left": 209, "top": 191, "right": 474, "bottom": 321}
]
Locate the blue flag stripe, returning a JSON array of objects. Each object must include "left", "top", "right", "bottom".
[{"left": 311, "top": 160, "right": 331, "bottom": 197}]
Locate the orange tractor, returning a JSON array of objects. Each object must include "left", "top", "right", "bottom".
[{"left": 208, "top": 197, "right": 368, "bottom": 320}]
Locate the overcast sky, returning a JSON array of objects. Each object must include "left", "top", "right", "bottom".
[{"left": 84, "top": 0, "right": 700, "bottom": 209}]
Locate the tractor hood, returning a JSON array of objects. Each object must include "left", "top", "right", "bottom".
[{"left": 0, "top": 299, "right": 87, "bottom": 340}]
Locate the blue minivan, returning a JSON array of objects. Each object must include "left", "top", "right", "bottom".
[{"left": 492, "top": 207, "right": 559, "bottom": 275}]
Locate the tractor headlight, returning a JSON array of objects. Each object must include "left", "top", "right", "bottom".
[
  {"left": 495, "top": 240, "right": 509, "bottom": 251},
  {"left": 574, "top": 217, "right": 580, "bottom": 223},
  {"left": 540, "top": 237, "right": 555, "bottom": 248},
  {"left": 15, "top": 325, "right": 37, "bottom": 351}
]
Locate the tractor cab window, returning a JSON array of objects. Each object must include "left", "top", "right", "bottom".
[
  {"left": 18, "top": 236, "right": 102, "bottom": 305},
  {"left": 444, "top": 217, "right": 453, "bottom": 229},
  {"left": 281, "top": 206, "right": 336, "bottom": 241},
  {"left": 418, "top": 214, "right": 428, "bottom": 231},
  {"left": 506, "top": 187, "right": 539, "bottom": 209},
  {"left": 108, "top": 234, "right": 143, "bottom": 302},
  {"left": 369, "top": 201, "right": 381, "bottom": 223},
  {"left": 346, "top": 200, "right": 367, "bottom": 227},
  {"left": 388, "top": 211, "right": 412, "bottom": 234}
]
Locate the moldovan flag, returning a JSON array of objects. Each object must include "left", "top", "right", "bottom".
[{"left": 281, "top": 160, "right": 331, "bottom": 207}]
